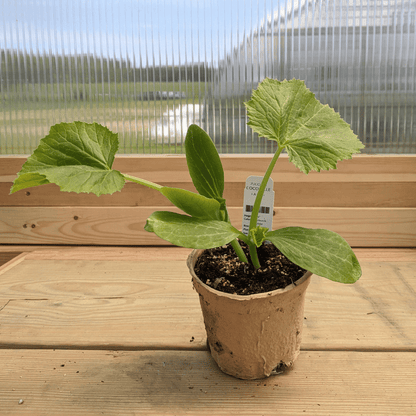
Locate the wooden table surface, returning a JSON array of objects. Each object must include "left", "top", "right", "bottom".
[{"left": 0, "top": 246, "right": 415, "bottom": 415}]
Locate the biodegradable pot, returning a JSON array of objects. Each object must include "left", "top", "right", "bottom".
[{"left": 187, "top": 249, "right": 313, "bottom": 380}]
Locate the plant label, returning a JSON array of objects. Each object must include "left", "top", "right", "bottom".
[{"left": 242, "top": 175, "right": 274, "bottom": 235}]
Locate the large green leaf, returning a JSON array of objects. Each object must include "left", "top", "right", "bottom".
[
  {"left": 185, "top": 124, "right": 224, "bottom": 199},
  {"left": 245, "top": 78, "right": 364, "bottom": 173},
  {"left": 10, "top": 121, "right": 125, "bottom": 196},
  {"left": 266, "top": 227, "right": 361, "bottom": 283},
  {"left": 160, "top": 187, "right": 222, "bottom": 220},
  {"left": 144, "top": 211, "right": 242, "bottom": 249},
  {"left": 10, "top": 172, "right": 51, "bottom": 193}
]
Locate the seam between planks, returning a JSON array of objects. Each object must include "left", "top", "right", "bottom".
[{"left": 0, "top": 345, "right": 415, "bottom": 353}]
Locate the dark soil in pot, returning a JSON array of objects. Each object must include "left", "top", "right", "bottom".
[{"left": 193, "top": 241, "right": 306, "bottom": 296}]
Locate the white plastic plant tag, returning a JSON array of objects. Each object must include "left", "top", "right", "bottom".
[{"left": 242, "top": 175, "right": 274, "bottom": 235}]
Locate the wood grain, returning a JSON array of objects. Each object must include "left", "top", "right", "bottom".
[
  {"left": 0, "top": 255, "right": 415, "bottom": 351},
  {"left": 23, "top": 246, "right": 193, "bottom": 261},
  {"left": 4, "top": 180, "right": 416, "bottom": 208},
  {"left": 1, "top": 206, "right": 415, "bottom": 246},
  {"left": 3, "top": 154, "right": 415, "bottom": 248},
  {"left": 3, "top": 155, "right": 416, "bottom": 209},
  {"left": 0, "top": 297, "right": 207, "bottom": 350},
  {"left": 0, "top": 258, "right": 206, "bottom": 350},
  {"left": 0, "top": 245, "right": 415, "bottom": 414},
  {"left": 0, "top": 349, "right": 415, "bottom": 415},
  {"left": 1, "top": 246, "right": 415, "bottom": 262},
  {"left": 304, "top": 262, "right": 416, "bottom": 351},
  {"left": 2, "top": 154, "right": 415, "bottom": 177}
]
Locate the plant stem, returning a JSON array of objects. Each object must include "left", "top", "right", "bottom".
[
  {"left": 222, "top": 204, "right": 249, "bottom": 264},
  {"left": 230, "top": 239, "right": 249, "bottom": 263},
  {"left": 249, "top": 243, "right": 261, "bottom": 269},
  {"left": 248, "top": 145, "right": 284, "bottom": 268},
  {"left": 123, "top": 174, "right": 163, "bottom": 191},
  {"left": 124, "top": 173, "right": 249, "bottom": 263}
]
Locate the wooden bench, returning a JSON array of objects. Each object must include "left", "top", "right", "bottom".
[{"left": 1, "top": 154, "right": 415, "bottom": 414}]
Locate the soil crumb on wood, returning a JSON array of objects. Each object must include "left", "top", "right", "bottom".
[{"left": 194, "top": 242, "right": 307, "bottom": 296}]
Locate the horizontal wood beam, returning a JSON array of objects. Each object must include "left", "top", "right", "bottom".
[
  {"left": 3, "top": 180, "right": 416, "bottom": 208},
  {"left": 1, "top": 246, "right": 416, "bottom": 262},
  {"left": 1, "top": 206, "right": 415, "bottom": 247},
  {"left": 2, "top": 154, "right": 416, "bottom": 178},
  {"left": 1, "top": 155, "right": 415, "bottom": 246}
]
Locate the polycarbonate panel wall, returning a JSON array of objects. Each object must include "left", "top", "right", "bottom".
[{"left": 1, "top": 0, "right": 415, "bottom": 154}]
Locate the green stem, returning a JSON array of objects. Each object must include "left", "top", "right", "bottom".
[
  {"left": 124, "top": 173, "right": 248, "bottom": 264},
  {"left": 249, "top": 243, "right": 261, "bottom": 269},
  {"left": 230, "top": 239, "right": 249, "bottom": 264},
  {"left": 248, "top": 145, "right": 284, "bottom": 269},
  {"left": 223, "top": 203, "right": 248, "bottom": 263},
  {"left": 122, "top": 174, "right": 163, "bottom": 191}
]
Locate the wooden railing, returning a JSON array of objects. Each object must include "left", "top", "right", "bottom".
[{"left": 1, "top": 154, "right": 415, "bottom": 247}]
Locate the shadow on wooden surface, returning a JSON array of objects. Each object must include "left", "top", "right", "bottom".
[{"left": 0, "top": 246, "right": 415, "bottom": 415}]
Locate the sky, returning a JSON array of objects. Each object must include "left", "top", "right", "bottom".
[{"left": 2, "top": 0, "right": 284, "bottom": 66}]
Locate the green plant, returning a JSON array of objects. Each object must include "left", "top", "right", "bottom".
[{"left": 10, "top": 78, "right": 364, "bottom": 284}]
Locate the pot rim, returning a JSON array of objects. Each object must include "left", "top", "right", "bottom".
[{"left": 188, "top": 248, "right": 313, "bottom": 302}]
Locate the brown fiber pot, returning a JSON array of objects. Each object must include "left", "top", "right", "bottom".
[{"left": 187, "top": 249, "right": 313, "bottom": 380}]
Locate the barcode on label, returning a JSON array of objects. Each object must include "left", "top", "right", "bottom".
[{"left": 245, "top": 205, "right": 270, "bottom": 214}]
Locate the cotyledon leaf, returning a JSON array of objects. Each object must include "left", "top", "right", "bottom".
[
  {"left": 144, "top": 211, "right": 242, "bottom": 249},
  {"left": 185, "top": 124, "right": 224, "bottom": 199},
  {"left": 160, "top": 187, "right": 222, "bottom": 220},
  {"left": 266, "top": 227, "right": 362, "bottom": 283}
]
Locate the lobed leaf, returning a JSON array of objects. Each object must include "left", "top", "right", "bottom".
[
  {"left": 11, "top": 172, "right": 51, "bottom": 194},
  {"left": 266, "top": 227, "right": 362, "bottom": 283},
  {"left": 245, "top": 78, "right": 364, "bottom": 173},
  {"left": 10, "top": 121, "right": 125, "bottom": 196},
  {"left": 144, "top": 211, "right": 242, "bottom": 249}
]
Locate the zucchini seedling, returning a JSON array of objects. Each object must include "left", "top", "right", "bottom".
[{"left": 11, "top": 78, "right": 364, "bottom": 284}]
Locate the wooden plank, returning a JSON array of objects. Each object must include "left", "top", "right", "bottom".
[
  {"left": 221, "top": 154, "right": 416, "bottom": 181},
  {"left": 271, "top": 207, "right": 416, "bottom": 247},
  {"left": 1, "top": 206, "right": 415, "bottom": 246},
  {"left": 1, "top": 246, "right": 415, "bottom": 262},
  {"left": 3, "top": 155, "right": 416, "bottom": 209},
  {"left": 0, "top": 259, "right": 206, "bottom": 350},
  {"left": 0, "top": 349, "right": 415, "bottom": 415},
  {"left": 0, "top": 259, "right": 193, "bottom": 299},
  {"left": 303, "top": 262, "right": 416, "bottom": 351},
  {"left": 3, "top": 180, "right": 416, "bottom": 208},
  {"left": 22, "top": 247, "right": 416, "bottom": 262},
  {"left": 0, "top": 297, "right": 206, "bottom": 350},
  {"left": 353, "top": 248, "right": 416, "bottom": 262},
  {"left": 0, "top": 245, "right": 195, "bottom": 260},
  {"left": 2, "top": 154, "right": 415, "bottom": 178},
  {"left": 0, "top": 255, "right": 415, "bottom": 350},
  {"left": 1, "top": 182, "right": 197, "bottom": 208},
  {"left": 23, "top": 247, "right": 193, "bottom": 261}
]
